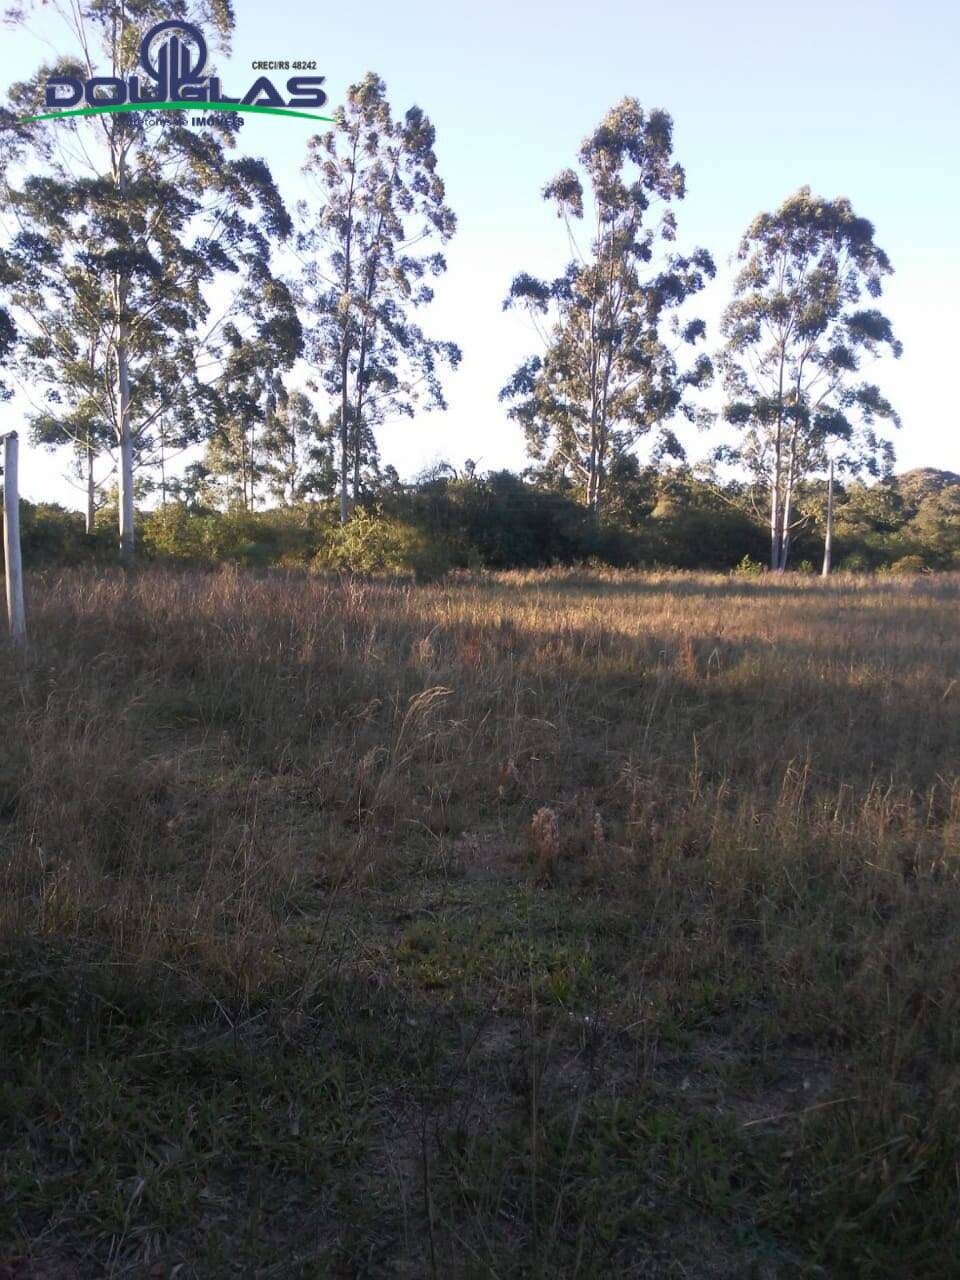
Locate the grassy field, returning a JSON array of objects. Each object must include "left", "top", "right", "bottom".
[{"left": 1, "top": 567, "right": 958, "bottom": 1278}]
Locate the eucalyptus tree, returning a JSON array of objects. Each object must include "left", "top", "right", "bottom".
[
  {"left": 0, "top": 276, "right": 13, "bottom": 396},
  {"left": 203, "top": 379, "right": 332, "bottom": 510},
  {"left": 0, "top": 302, "right": 14, "bottom": 401},
  {"left": 0, "top": 3, "right": 300, "bottom": 562},
  {"left": 202, "top": 312, "right": 307, "bottom": 511},
  {"left": 0, "top": 173, "right": 112, "bottom": 532},
  {"left": 202, "top": 417, "right": 261, "bottom": 511},
  {"left": 501, "top": 100, "right": 714, "bottom": 521},
  {"left": 260, "top": 387, "right": 335, "bottom": 505},
  {"left": 718, "top": 187, "right": 902, "bottom": 571},
  {"left": 21, "top": 293, "right": 114, "bottom": 531},
  {"left": 30, "top": 402, "right": 113, "bottom": 533},
  {"left": 0, "top": 167, "right": 16, "bottom": 400},
  {"left": 298, "top": 72, "right": 461, "bottom": 524}
]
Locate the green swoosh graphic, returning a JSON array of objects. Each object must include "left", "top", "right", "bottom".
[{"left": 19, "top": 101, "right": 335, "bottom": 124}]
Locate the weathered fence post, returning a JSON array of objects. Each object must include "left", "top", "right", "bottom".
[{"left": 2, "top": 430, "right": 26, "bottom": 645}]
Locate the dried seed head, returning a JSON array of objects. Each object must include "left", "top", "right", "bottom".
[
  {"left": 497, "top": 758, "right": 521, "bottom": 798},
  {"left": 530, "top": 806, "right": 560, "bottom": 878}
]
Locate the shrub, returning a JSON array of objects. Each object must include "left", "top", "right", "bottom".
[
  {"left": 889, "top": 554, "right": 928, "bottom": 575},
  {"left": 839, "top": 552, "right": 871, "bottom": 573},
  {"left": 14, "top": 502, "right": 105, "bottom": 568},
  {"left": 651, "top": 505, "right": 768, "bottom": 571},
  {"left": 141, "top": 503, "right": 337, "bottom": 568},
  {"left": 141, "top": 505, "right": 211, "bottom": 563},
  {"left": 312, "top": 507, "right": 451, "bottom": 579},
  {"left": 732, "top": 554, "right": 765, "bottom": 577}
]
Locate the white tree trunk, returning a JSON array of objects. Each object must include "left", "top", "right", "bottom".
[
  {"left": 248, "top": 419, "right": 256, "bottom": 511},
  {"left": 2, "top": 432, "right": 26, "bottom": 645},
  {"left": 117, "top": 337, "right": 135, "bottom": 564},
  {"left": 339, "top": 359, "right": 350, "bottom": 526},
  {"left": 769, "top": 483, "right": 780, "bottom": 571},
  {"left": 770, "top": 361, "right": 785, "bottom": 571},
  {"left": 115, "top": 148, "right": 135, "bottom": 564},
  {"left": 778, "top": 428, "right": 798, "bottom": 572},
  {"left": 821, "top": 459, "right": 834, "bottom": 577},
  {"left": 86, "top": 436, "right": 96, "bottom": 535},
  {"left": 159, "top": 417, "right": 167, "bottom": 510}
]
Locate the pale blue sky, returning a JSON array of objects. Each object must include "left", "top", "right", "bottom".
[{"left": 2, "top": 0, "right": 958, "bottom": 505}]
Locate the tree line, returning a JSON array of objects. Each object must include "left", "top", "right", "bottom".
[
  {"left": 9, "top": 463, "right": 958, "bottom": 578},
  {"left": 0, "top": 3, "right": 921, "bottom": 574}
]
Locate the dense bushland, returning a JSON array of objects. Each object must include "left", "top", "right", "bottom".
[{"left": 8, "top": 463, "right": 959, "bottom": 576}]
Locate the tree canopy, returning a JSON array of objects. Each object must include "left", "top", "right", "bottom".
[
  {"left": 718, "top": 187, "right": 902, "bottom": 570},
  {"left": 298, "top": 72, "right": 461, "bottom": 524},
  {"left": 501, "top": 99, "right": 714, "bottom": 520},
  {"left": 0, "top": 1, "right": 300, "bottom": 559}
]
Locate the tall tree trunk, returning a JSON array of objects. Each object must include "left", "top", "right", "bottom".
[
  {"left": 239, "top": 425, "right": 247, "bottom": 510},
  {"left": 3, "top": 431, "right": 26, "bottom": 645},
  {"left": 337, "top": 131, "right": 358, "bottom": 527},
  {"left": 769, "top": 479, "right": 780, "bottom": 571},
  {"left": 115, "top": 145, "right": 134, "bottom": 565},
  {"left": 585, "top": 417, "right": 600, "bottom": 522},
  {"left": 780, "top": 366, "right": 808, "bottom": 573},
  {"left": 594, "top": 347, "right": 613, "bottom": 525},
  {"left": 85, "top": 340, "right": 97, "bottom": 535},
  {"left": 778, "top": 431, "right": 797, "bottom": 573},
  {"left": 353, "top": 331, "right": 368, "bottom": 507},
  {"left": 85, "top": 434, "right": 96, "bottom": 535},
  {"left": 592, "top": 430, "right": 606, "bottom": 524},
  {"left": 117, "top": 329, "right": 134, "bottom": 565},
  {"left": 352, "top": 430, "right": 361, "bottom": 505},
  {"left": 159, "top": 417, "right": 166, "bottom": 510},
  {"left": 770, "top": 358, "right": 786, "bottom": 571},
  {"left": 821, "top": 459, "right": 834, "bottom": 577},
  {"left": 352, "top": 371, "right": 363, "bottom": 504},
  {"left": 248, "top": 419, "right": 256, "bottom": 511},
  {"left": 585, "top": 462, "right": 599, "bottom": 524},
  {"left": 339, "top": 351, "right": 350, "bottom": 525}
]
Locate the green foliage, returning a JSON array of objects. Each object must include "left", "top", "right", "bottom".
[
  {"left": 8, "top": 465, "right": 960, "bottom": 576},
  {"left": 312, "top": 506, "right": 450, "bottom": 578},
  {"left": 822, "top": 469, "right": 960, "bottom": 571},
  {"left": 897, "top": 467, "right": 960, "bottom": 517},
  {"left": 719, "top": 187, "right": 901, "bottom": 570},
  {"left": 140, "top": 503, "right": 337, "bottom": 569},
  {"left": 732, "top": 553, "right": 765, "bottom": 577},
  {"left": 840, "top": 551, "right": 871, "bottom": 572},
  {"left": 502, "top": 99, "right": 713, "bottom": 517},
  {"left": 260, "top": 388, "right": 336, "bottom": 506},
  {"left": 299, "top": 72, "right": 460, "bottom": 516},
  {"left": 0, "top": 300, "right": 15, "bottom": 399},
  {"left": 888, "top": 554, "right": 928, "bottom": 575},
  {"left": 12, "top": 501, "right": 107, "bottom": 567},
  {"left": 903, "top": 485, "right": 960, "bottom": 568},
  {"left": 642, "top": 469, "right": 768, "bottom": 569},
  {"left": 431, "top": 470, "right": 596, "bottom": 567},
  {"left": 1, "top": 2, "right": 301, "bottom": 562}
]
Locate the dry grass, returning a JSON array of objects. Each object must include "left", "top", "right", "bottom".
[{"left": 1, "top": 565, "right": 959, "bottom": 1277}]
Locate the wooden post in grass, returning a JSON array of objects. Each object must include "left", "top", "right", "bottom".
[{"left": 2, "top": 431, "right": 26, "bottom": 645}]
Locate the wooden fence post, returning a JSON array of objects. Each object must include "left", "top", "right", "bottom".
[{"left": 2, "top": 431, "right": 26, "bottom": 645}]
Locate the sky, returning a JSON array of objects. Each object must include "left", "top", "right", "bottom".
[{"left": 1, "top": 0, "right": 958, "bottom": 506}]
